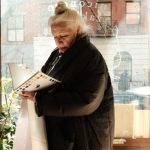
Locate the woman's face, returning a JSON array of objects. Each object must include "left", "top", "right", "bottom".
[{"left": 51, "top": 25, "right": 77, "bottom": 53}]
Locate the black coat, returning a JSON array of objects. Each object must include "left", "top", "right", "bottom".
[{"left": 35, "top": 36, "right": 114, "bottom": 150}]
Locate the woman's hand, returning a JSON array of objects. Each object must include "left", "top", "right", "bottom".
[{"left": 19, "top": 91, "right": 37, "bottom": 102}]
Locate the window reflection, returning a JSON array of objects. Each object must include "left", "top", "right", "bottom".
[
  {"left": 1, "top": 0, "right": 150, "bottom": 148},
  {"left": 7, "top": 15, "right": 24, "bottom": 41},
  {"left": 114, "top": 51, "right": 132, "bottom": 83},
  {"left": 126, "top": 1, "right": 141, "bottom": 33},
  {"left": 97, "top": 2, "right": 112, "bottom": 34},
  {"left": 126, "top": 2, "right": 140, "bottom": 13}
]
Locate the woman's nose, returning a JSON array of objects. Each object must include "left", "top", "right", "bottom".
[{"left": 56, "top": 38, "right": 64, "bottom": 45}]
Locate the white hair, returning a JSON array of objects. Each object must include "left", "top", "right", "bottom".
[{"left": 48, "top": 1, "right": 90, "bottom": 36}]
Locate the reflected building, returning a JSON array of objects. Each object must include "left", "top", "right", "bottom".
[
  {"left": 82, "top": 0, "right": 150, "bottom": 96},
  {"left": 1, "top": 0, "right": 150, "bottom": 94},
  {"left": 1, "top": 0, "right": 150, "bottom": 144}
]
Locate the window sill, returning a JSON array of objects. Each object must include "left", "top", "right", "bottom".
[{"left": 113, "top": 138, "right": 150, "bottom": 150}]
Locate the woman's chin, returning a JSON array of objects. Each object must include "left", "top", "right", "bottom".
[{"left": 59, "top": 47, "right": 68, "bottom": 53}]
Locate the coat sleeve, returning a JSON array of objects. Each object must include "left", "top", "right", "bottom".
[
  {"left": 35, "top": 49, "right": 109, "bottom": 117},
  {"left": 35, "top": 72, "right": 108, "bottom": 117}
]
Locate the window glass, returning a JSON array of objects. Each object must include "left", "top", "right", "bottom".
[
  {"left": 40, "top": 4, "right": 53, "bottom": 36},
  {"left": 7, "top": 15, "right": 24, "bottom": 41},
  {"left": 126, "top": 2, "right": 140, "bottom": 13},
  {"left": 1, "top": 0, "right": 150, "bottom": 148},
  {"left": 16, "top": 30, "right": 24, "bottom": 41},
  {"left": 126, "top": 2, "right": 141, "bottom": 33},
  {"left": 126, "top": 14, "right": 140, "bottom": 24},
  {"left": 98, "top": 3, "right": 111, "bottom": 16},
  {"left": 8, "top": 30, "right": 16, "bottom": 41},
  {"left": 97, "top": 3, "right": 112, "bottom": 34},
  {"left": 114, "top": 52, "right": 132, "bottom": 82},
  {"left": 8, "top": 17, "right": 16, "bottom": 28},
  {"left": 127, "top": 24, "right": 139, "bottom": 33},
  {"left": 16, "top": 16, "right": 24, "bottom": 28}
]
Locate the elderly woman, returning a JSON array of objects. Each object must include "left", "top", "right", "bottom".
[{"left": 21, "top": 1, "right": 114, "bottom": 150}]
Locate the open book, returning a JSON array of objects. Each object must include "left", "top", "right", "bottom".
[{"left": 8, "top": 63, "right": 61, "bottom": 94}]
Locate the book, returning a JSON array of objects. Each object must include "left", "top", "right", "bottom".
[{"left": 8, "top": 63, "right": 61, "bottom": 94}]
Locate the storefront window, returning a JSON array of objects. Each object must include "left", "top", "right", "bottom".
[{"left": 1, "top": 0, "right": 150, "bottom": 149}]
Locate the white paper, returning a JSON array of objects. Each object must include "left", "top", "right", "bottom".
[{"left": 8, "top": 63, "right": 61, "bottom": 94}]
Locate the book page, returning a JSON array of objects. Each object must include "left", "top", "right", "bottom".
[
  {"left": 8, "top": 64, "right": 61, "bottom": 94},
  {"left": 15, "top": 72, "right": 60, "bottom": 93}
]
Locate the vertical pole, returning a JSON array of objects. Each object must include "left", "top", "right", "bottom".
[
  {"left": 147, "top": 0, "right": 150, "bottom": 138},
  {"left": 0, "top": 3, "right": 2, "bottom": 110},
  {"left": 148, "top": 1, "right": 150, "bottom": 85}
]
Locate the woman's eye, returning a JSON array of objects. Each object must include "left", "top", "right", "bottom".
[
  {"left": 54, "top": 35, "right": 69, "bottom": 40},
  {"left": 61, "top": 35, "right": 68, "bottom": 38}
]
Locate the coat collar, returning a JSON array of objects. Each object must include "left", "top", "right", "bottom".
[
  {"left": 65, "top": 35, "right": 90, "bottom": 55},
  {"left": 49, "top": 35, "right": 90, "bottom": 79}
]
